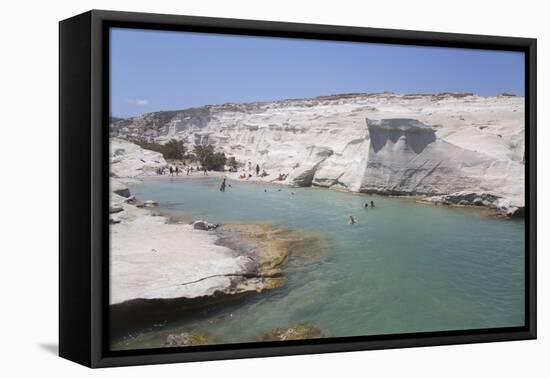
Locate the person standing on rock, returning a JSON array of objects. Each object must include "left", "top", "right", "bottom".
[
  {"left": 256, "top": 164, "right": 260, "bottom": 176},
  {"left": 203, "top": 167, "right": 208, "bottom": 176},
  {"left": 169, "top": 166, "right": 174, "bottom": 176},
  {"left": 175, "top": 166, "right": 180, "bottom": 176}
]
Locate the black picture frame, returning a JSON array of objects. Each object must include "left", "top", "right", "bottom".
[{"left": 59, "top": 9, "right": 537, "bottom": 368}]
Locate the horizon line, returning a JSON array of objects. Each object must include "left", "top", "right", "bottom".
[{"left": 111, "top": 90, "right": 523, "bottom": 119}]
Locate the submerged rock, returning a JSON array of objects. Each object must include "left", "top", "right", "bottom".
[
  {"left": 137, "top": 200, "right": 158, "bottom": 208},
  {"left": 221, "top": 224, "right": 329, "bottom": 276},
  {"left": 164, "top": 332, "right": 213, "bottom": 347},
  {"left": 260, "top": 323, "right": 323, "bottom": 341},
  {"left": 221, "top": 224, "right": 290, "bottom": 276},
  {"left": 262, "top": 277, "right": 287, "bottom": 289}
]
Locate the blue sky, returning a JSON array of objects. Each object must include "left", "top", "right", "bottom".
[{"left": 110, "top": 28, "right": 525, "bottom": 118}]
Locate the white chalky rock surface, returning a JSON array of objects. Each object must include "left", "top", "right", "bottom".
[
  {"left": 110, "top": 138, "right": 167, "bottom": 178},
  {"left": 110, "top": 205, "right": 251, "bottom": 305}
]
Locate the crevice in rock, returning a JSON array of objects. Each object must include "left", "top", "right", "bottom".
[{"left": 179, "top": 271, "right": 283, "bottom": 287}]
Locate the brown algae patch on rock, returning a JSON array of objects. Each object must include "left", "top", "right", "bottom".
[
  {"left": 222, "top": 224, "right": 291, "bottom": 275},
  {"left": 262, "top": 277, "right": 288, "bottom": 290},
  {"left": 164, "top": 332, "right": 213, "bottom": 347},
  {"left": 219, "top": 224, "right": 330, "bottom": 279},
  {"left": 259, "top": 323, "right": 323, "bottom": 341}
]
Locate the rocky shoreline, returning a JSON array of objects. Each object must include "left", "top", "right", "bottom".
[
  {"left": 419, "top": 192, "right": 525, "bottom": 218},
  {"left": 110, "top": 183, "right": 294, "bottom": 306}
]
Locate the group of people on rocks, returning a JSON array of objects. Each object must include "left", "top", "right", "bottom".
[
  {"left": 238, "top": 162, "right": 263, "bottom": 180},
  {"left": 155, "top": 164, "right": 209, "bottom": 177},
  {"left": 276, "top": 173, "right": 288, "bottom": 181},
  {"left": 237, "top": 161, "right": 289, "bottom": 182},
  {"left": 156, "top": 165, "right": 186, "bottom": 176},
  {"left": 239, "top": 172, "right": 253, "bottom": 179}
]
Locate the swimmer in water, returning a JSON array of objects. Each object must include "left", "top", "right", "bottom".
[{"left": 349, "top": 215, "right": 356, "bottom": 224}]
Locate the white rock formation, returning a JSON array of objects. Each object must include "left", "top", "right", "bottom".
[
  {"left": 110, "top": 204, "right": 252, "bottom": 305},
  {"left": 360, "top": 119, "right": 524, "bottom": 206},
  {"left": 110, "top": 138, "right": 166, "bottom": 178},
  {"left": 111, "top": 178, "right": 131, "bottom": 197},
  {"left": 192, "top": 220, "right": 219, "bottom": 231},
  {"left": 111, "top": 92, "right": 525, "bottom": 211}
]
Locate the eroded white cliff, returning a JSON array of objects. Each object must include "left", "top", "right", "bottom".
[
  {"left": 360, "top": 119, "right": 524, "bottom": 205},
  {"left": 111, "top": 92, "right": 525, "bottom": 212}
]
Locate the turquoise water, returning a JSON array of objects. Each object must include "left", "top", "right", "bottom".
[{"left": 120, "top": 177, "right": 524, "bottom": 347}]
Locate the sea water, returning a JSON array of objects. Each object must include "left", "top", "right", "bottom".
[{"left": 116, "top": 177, "right": 524, "bottom": 348}]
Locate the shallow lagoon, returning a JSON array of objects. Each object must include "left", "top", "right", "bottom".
[{"left": 116, "top": 177, "right": 524, "bottom": 348}]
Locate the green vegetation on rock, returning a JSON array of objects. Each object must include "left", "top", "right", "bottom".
[
  {"left": 193, "top": 144, "right": 227, "bottom": 171},
  {"left": 132, "top": 138, "right": 187, "bottom": 160}
]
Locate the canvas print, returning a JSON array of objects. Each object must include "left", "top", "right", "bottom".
[{"left": 108, "top": 28, "right": 525, "bottom": 351}]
